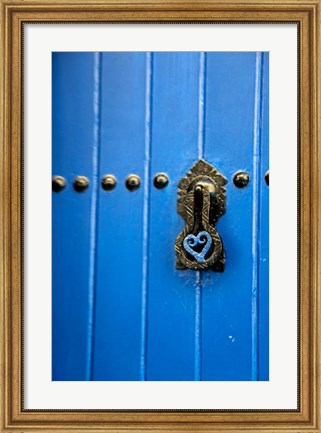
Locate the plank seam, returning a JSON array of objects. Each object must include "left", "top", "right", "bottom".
[
  {"left": 140, "top": 52, "right": 153, "bottom": 381},
  {"left": 87, "top": 52, "right": 102, "bottom": 381},
  {"left": 195, "top": 51, "right": 207, "bottom": 381},
  {"left": 251, "top": 52, "right": 264, "bottom": 381}
]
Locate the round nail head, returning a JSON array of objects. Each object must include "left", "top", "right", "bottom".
[
  {"left": 102, "top": 174, "right": 117, "bottom": 191},
  {"left": 154, "top": 173, "right": 169, "bottom": 189},
  {"left": 74, "top": 176, "right": 89, "bottom": 192},
  {"left": 233, "top": 171, "right": 250, "bottom": 188},
  {"left": 126, "top": 174, "right": 141, "bottom": 191},
  {"left": 52, "top": 175, "right": 66, "bottom": 192}
]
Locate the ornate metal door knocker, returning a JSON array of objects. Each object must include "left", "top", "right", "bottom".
[{"left": 175, "top": 159, "right": 227, "bottom": 271}]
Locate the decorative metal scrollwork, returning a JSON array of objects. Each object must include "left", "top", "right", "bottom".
[{"left": 175, "top": 159, "right": 227, "bottom": 271}]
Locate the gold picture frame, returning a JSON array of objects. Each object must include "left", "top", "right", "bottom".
[{"left": 1, "top": 0, "right": 320, "bottom": 431}]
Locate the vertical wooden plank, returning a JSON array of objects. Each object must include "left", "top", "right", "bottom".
[
  {"left": 52, "top": 52, "right": 100, "bottom": 380},
  {"left": 146, "top": 53, "right": 200, "bottom": 380},
  {"left": 202, "top": 52, "right": 258, "bottom": 380},
  {"left": 259, "top": 53, "right": 269, "bottom": 380},
  {"left": 92, "top": 53, "right": 147, "bottom": 380}
]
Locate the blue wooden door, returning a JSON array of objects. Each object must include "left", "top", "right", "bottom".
[{"left": 52, "top": 52, "right": 269, "bottom": 381}]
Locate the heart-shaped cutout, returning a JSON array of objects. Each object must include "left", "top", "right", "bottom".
[{"left": 183, "top": 231, "right": 212, "bottom": 263}]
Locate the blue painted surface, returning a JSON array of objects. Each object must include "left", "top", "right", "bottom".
[
  {"left": 52, "top": 52, "right": 100, "bottom": 380},
  {"left": 202, "top": 52, "right": 257, "bottom": 380},
  {"left": 52, "top": 52, "right": 269, "bottom": 381},
  {"left": 146, "top": 53, "right": 201, "bottom": 380},
  {"left": 259, "top": 54, "right": 269, "bottom": 380},
  {"left": 92, "top": 53, "right": 147, "bottom": 380}
]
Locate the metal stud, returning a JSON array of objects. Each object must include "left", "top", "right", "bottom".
[
  {"left": 154, "top": 173, "right": 169, "bottom": 189},
  {"left": 126, "top": 174, "right": 141, "bottom": 191},
  {"left": 233, "top": 171, "right": 250, "bottom": 188},
  {"left": 74, "top": 176, "right": 89, "bottom": 192},
  {"left": 101, "top": 174, "right": 117, "bottom": 191},
  {"left": 265, "top": 170, "right": 269, "bottom": 186},
  {"left": 52, "top": 175, "right": 66, "bottom": 192}
]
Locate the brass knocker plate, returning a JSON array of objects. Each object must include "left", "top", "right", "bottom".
[{"left": 175, "top": 160, "right": 227, "bottom": 271}]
